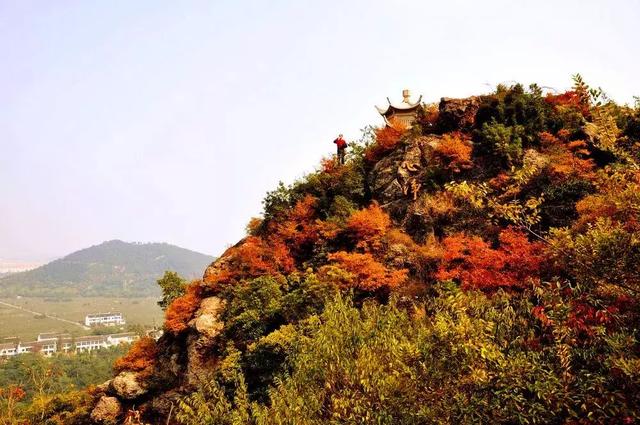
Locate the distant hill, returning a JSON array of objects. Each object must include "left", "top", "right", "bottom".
[{"left": 0, "top": 240, "right": 214, "bottom": 297}]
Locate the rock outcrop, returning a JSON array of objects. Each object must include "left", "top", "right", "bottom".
[
  {"left": 185, "top": 296, "right": 227, "bottom": 385},
  {"left": 90, "top": 396, "right": 121, "bottom": 424},
  {"left": 110, "top": 372, "right": 147, "bottom": 400},
  {"left": 191, "top": 296, "right": 226, "bottom": 338},
  {"left": 438, "top": 96, "right": 480, "bottom": 132},
  {"left": 369, "top": 134, "right": 442, "bottom": 220}
]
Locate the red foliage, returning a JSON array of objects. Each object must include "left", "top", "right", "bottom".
[
  {"left": 204, "top": 235, "right": 296, "bottom": 289},
  {"left": 275, "top": 195, "right": 321, "bottom": 254},
  {"left": 164, "top": 283, "right": 202, "bottom": 335},
  {"left": 205, "top": 196, "right": 325, "bottom": 289},
  {"left": 432, "top": 133, "right": 473, "bottom": 173},
  {"left": 114, "top": 337, "right": 157, "bottom": 377},
  {"left": 346, "top": 202, "right": 391, "bottom": 251},
  {"left": 567, "top": 300, "right": 612, "bottom": 337},
  {"left": 545, "top": 90, "right": 590, "bottom": 117},
  {"left": 234, "top": 236, "right": 291, "bottom": 276},
  {"left": 0, "top": 385, "right": 26, "bottom": 402},
  {"left": 489, "top": 172, "right": 511, "bottom": 190},
  {"left": 325, "top": 251, "right": 408, "bottom": 291},
  {"left": 320, "top": 156, "right": 348, "bottom": 175},
  {"left": 418, "top": 103, "right": 439, "bottom": 128},
  {"left": 539, "top": 132, "right": 595, "bottom": 181},
  {"left": 365, "top": 119, "right": 408, "bottom": 162},
  {"left": 532, "top": 306, "right": 553, "bottom": 327},
  {"left": 436, "top": 228, "right": 545, "bottom": 290}
]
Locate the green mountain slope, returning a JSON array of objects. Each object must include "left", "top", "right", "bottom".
[{"left": 0, "top": 240, "right": 214, "bottom": 297}]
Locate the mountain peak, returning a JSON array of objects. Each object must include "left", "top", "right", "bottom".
[{"left": 0, "top": 241, "right": 215, "bottom": 297}]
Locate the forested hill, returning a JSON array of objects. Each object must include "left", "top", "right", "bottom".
[
  {"left": 16, "top": 77, "right": 640, "bottom": 424},
  {"left": 0, "top": 240, "right": 214, "bottom": 297}
]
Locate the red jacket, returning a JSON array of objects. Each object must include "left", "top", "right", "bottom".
[{"left": 333, "top": 137, "right": 347, "bottom": 149}]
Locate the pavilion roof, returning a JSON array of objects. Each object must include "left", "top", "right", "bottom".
[{"left": 376, "top": 90, "right": 423, "bottom": 116}]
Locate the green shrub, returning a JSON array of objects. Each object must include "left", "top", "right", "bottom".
[{"left": 478, "top": 120, "right": 525, "bottom": 166}]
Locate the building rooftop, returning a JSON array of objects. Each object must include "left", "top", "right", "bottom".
[
  {"left": 85, "top": 312, "right": 122, "bottom": 318},
  {"left": 38, "top": 332, "right": 72, "bottom": 340},
  {"left": 20, "top": 341, "right": 44, "bottom": 348},
  {"left": 0, "top": 342, "right": 17, "bottom": 350},
  {"left": 108, "top": 332, "right": 138, "bottom": 338},
  {"left": 375, "top": 89, "right": 423, "bottom": 117},
  {"left": 75, "top": 335, "right": 107, "bottom": 342}
]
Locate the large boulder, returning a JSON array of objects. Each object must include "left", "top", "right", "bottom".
[
  {"left": 110, "top": 371, "right": 147, "bottom": 400},
  {"left": 191, "top": 296, "right": 226, "bottom": 338},
  {"left": 90, "top": 396, "right": 121, "bottom": 424}
]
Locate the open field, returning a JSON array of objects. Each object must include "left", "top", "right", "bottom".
[{"left": 0, "top": 296, "right": 163, "bottom": 340}]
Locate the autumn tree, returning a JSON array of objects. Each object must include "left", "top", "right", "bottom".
[
  {"left": 164, "top": 282, "right": 202, "bottom": 335},
  {"left": 432, "top": 133, "right": 473, "bottom": 173},
  {"left": 157, "top": 271, "right": 187, "bottom": 310},
  {"left": 437, "top": 228, "right": 544, "bottom": 290},
  {"left": 539, "top": 131, "right": 595, "bottom": 181},
  {"left": 114, "top": 337, "right": 158, "bottom": 378},
  {"left": 365, "top": 118, "right": 408, "bottom": 162},
  {"left": 322, "top": 251, "right": 408, "bottom": 291},
  {"left": 345, "top": 202, "right": 391, "bottom": 251}
]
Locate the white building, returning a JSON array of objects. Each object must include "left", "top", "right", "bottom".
[
  {"left": 84, "top": 312, "right": 125, "bottom": 327},
  {"left": 106, "top": 332, "right": 139, "bottom": 346},
  {"left": 0, "top": 342, "right": 17, "bottom": 357},
  {"left": 74, "top": 335, "right": 108, "bottom": 352},
  {"left": 0, "top": 329, "right": 141, "bottom": 358},
  {"left": 38, "top": 341, "right": 58, "bottom": 356},
  {"left": 16, "top": 340, "right": 53, "bottom": 355}
]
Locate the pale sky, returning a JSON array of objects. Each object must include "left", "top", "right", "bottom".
[{"left": 1, "top": 0, "right": 639, "bottom": 260}]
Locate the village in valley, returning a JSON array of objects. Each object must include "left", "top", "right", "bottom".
[{"left": 0, "top": 311, "right": 162, "bottom": 358}]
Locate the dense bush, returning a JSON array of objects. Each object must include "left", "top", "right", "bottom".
[
  {"left": 164, "top": 282, "right": 203, "bottom": 335},
  {"left": 113, "top": 337, "right": 157, "bottom": 377}
]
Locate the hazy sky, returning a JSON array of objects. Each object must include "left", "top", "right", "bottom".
[{"left": 1, "top": 0, "right": 639, "bottom": 260}]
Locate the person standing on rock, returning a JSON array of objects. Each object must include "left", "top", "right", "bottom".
[{"left": 333, "top": 134, "right": 347, "bottom": 165}]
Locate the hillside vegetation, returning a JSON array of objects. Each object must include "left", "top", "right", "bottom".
[
  {"left": 10, "top": 77, "right": 640, "bottom": 424},
  {"left": 0, "top": 240, "right": 214, "bottom": 297}
]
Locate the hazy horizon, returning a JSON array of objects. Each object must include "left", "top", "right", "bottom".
[{"left": 2, "top": 0, "right": 639, "bottom": 261}]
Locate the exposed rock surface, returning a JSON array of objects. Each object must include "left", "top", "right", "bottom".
[
  {"left": 438, "top": 96, "right": 480, "bottom": 132},
  {"left": 90, "top": 396, "right": 121, "bottom": 424},
  {"left": 369, "top": 135, "right": 442, "bottom": 216},
  {"left": 203, "top": 238, "right": 245, "bottom": 286},
  {"left": 191, "top": 296, "right": 226, "bottom": 338},
  {"left": 95, "top": 379, "right": 112, "bottom": 393},
  {"left": 110, "top": 372, "right": 147, "bottom": 400},
  {"left": 146, "top": 390, "right": 182, "bottom": 420},
  {"left": 185, "top": 296, "right": 227, "bottom": 385}
]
